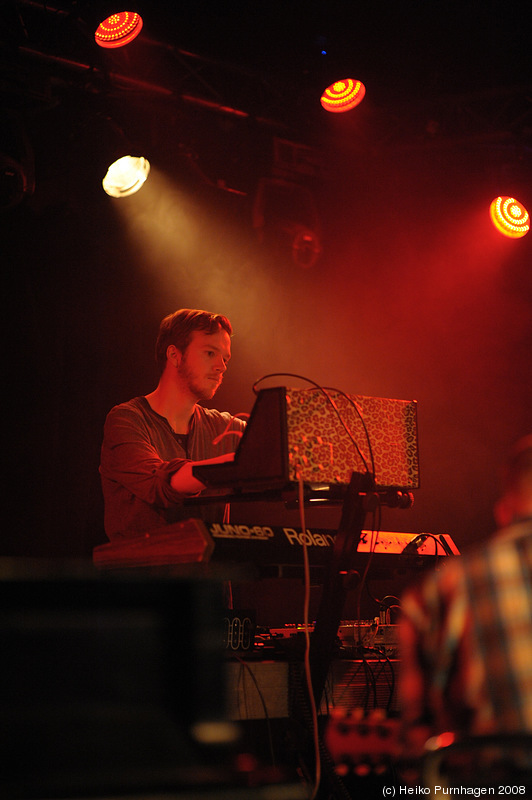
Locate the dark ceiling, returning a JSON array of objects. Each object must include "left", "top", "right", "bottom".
[
  {"left": 2, "top": 0, "right": 531, "bottom": 144},
  {"left": 1, "top": 0, "right": 531, "bottom": 219}
]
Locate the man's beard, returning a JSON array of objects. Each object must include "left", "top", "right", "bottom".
[{"left": 177, "top": 358, "right": 220, "bottom": 403}]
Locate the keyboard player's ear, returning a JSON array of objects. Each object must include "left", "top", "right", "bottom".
[{"left": 166, "top": 344, "right": 182, "bottom": 368}]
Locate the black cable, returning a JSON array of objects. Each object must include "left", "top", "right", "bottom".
[
  {"left": 323, "top": 386, "right": 375, "bottom": 479},
  {"left": 234, "top": 656, "right": 276, "bottom": 768},
  {"left": 382, "top": 655, "right": 397, "bottom": 715},
  {"left": 252, "top": 373, "right": 373, "bottom": 476},
  {"left": 361, "top": 652, "right": 378, "bottom": 712},
  {"left": 401, "top": 533, "right": 441, "bottom": 567},
  {"left": 354, "top": 503, "right": 383, "bottom": 626}
]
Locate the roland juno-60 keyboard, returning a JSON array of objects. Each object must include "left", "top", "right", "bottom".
[{"left": 92, "top": 519, "right": 458, "bottom": 570}]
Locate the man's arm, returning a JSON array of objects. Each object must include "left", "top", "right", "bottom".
[{"left": 170, "top": 452, "right": 235, "bottom": 495}]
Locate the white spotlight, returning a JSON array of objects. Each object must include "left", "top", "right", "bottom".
[{"left": 102, "top": 155, "right": 150, "bottom": 198}]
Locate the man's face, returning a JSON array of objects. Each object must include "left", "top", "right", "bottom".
[{"left": 176, "top": 328, "right": 232, "bottom": 402}]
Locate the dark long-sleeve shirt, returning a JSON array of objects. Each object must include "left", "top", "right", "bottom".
[{"left": 100, "top": 396, "right": 246, "bottom": 539}]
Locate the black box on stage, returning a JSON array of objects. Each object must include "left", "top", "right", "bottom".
[{"left": 0, "top": 563, "right": 233, "bottom": 798}]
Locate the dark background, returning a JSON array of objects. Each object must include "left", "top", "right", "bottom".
[{"left": 2, "top": 0, "right": 531, "bottom": 559}]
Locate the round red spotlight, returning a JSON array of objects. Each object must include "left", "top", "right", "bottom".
[
  {"left": 489, "top": 196, "right": 530, "bottom": 239},
  {"left": 320, "top": 79, "right": 366, "bottom": 113},
  {"left": 95, "top": 11, "right": 143, "bottom": 49}
]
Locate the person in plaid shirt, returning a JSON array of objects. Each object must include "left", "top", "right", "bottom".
[{"left": 399, "top": 435, "right": 532, "bottom": 740}]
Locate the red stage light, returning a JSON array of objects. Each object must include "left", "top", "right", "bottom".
[
  {"left": 489, "top": 196, "right": 530, "bottom": 239},
  {"left": 94, "top": 11, "right": 143, "bottom": 49},
  {"left": 320, "top": 79, "right": 366, "bottom": 113}
]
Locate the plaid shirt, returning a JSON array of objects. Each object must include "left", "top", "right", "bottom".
[{"left": 399, "top": 519, "right": 532, "bottom": 735}]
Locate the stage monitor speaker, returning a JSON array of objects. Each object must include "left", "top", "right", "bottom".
[{"left": 0, "top": 563, "right": 234, "bottom": 798}]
